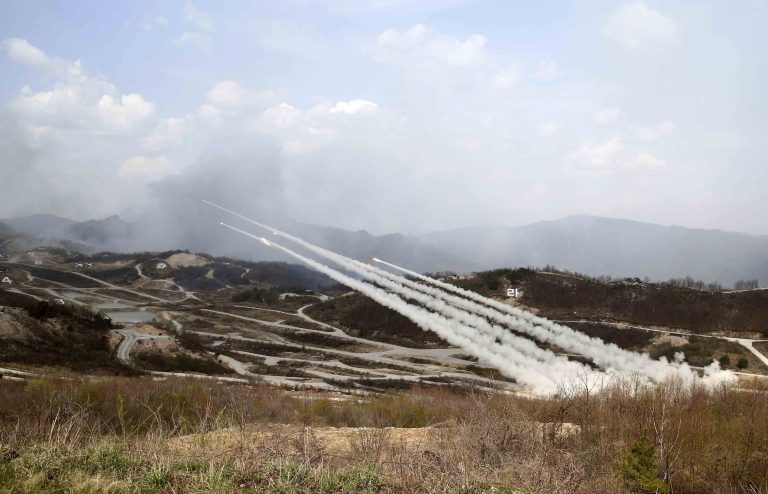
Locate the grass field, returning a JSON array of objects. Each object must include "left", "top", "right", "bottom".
[{"left": 2, "top": 375, "right": 768, "bottom": 493}]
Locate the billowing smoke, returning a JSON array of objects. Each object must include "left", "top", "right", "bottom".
[{"left": 212, "top": 202, "right": 736, "bottom": 394}]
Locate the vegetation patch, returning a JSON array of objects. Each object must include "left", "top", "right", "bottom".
[
  {"left": 306, "top": 294, "right": 448, "bottom": 349},
  {"left": 133, "top": 350, "right": 233, "bottom": 375},
  {"left": 0, "top": 303, "right": 133, "bottom": 374}
]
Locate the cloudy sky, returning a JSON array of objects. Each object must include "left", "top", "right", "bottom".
[{"left": 1, "top": 0, "right": 766, "bottom": 235}]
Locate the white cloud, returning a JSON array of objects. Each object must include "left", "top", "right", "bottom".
[
  {"left": 567, "top": 137, "right": 669, "bottom": 175},
  {"left": 373, "top": 24, "right": 488, "bottom": 71},
  {"left": 493, "top": 65, "right": 524, "bottom": 87},
  {"left": 596, "top": 107, "right": 621, "bottom": 124},
  {"left": 175, "top": 5, "right": 216, "bottom": 53},
  {"left": 117, "top": 155, "right": 171, "bottom": 181},
  {"left": 259, "top": 103, "right": 303, "bottom": 130},
  {"left": 197, "top": 104, "right": 222, "bottom": 121},
  {"left": 330, "top": 99, "right": 379, "bottom": 114},
  {"left": 538, "top": 122, "right": 561, "bottom": 136},
  {"left": 1, "top": 40, "right": 167, "bottom": 220},
  {"left": 568, "top": 137, "right": 624, "bottom": 170},
  {"left": 604, "top": 2, "right": 679, "bottom": 50},
  {"left": 5, "top": 39, "right": 154, "bottom": 133},
  {"left": 97, "top": 94, "right": 155, "bottom": 129},
  {"left": 184, "top": 4, "right": 215, "bottom": 32},
  {"left": 377, "top": 23, "right": 430, "bottom": 50},
  {"left": 3, "top": 37, "right": 83, "bottom": 79},
  {"left": 631, "top": 152, "right": 667, "bottom": 170},
  {"left": 207, "top": 80, "right": 245, "bottom": 106},
  {"left": 532, "top": 60, "right": 560, "bottom": 82},
  {"left": 174, "top": 31, "right": 213, "bottom": 54},
  {"left": 638, "top": 120, "right": 674, "bottom": 140},
  {"left": 140, "top": 15, "right": 168, "bottom": 31},
  {"left": 143, "top": 117, "right": 190, "bottom": 150}
]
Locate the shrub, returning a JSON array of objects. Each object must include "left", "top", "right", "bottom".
[
  {"left": 737, "top": 357, "right": 749, "bottom": 369},
  {"left": 619, "top": 439, "right": 669, "bottom": 494}
]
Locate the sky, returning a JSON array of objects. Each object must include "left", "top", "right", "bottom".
[{"left": 1, "top": 0, "right": 766, "bottom": 235}]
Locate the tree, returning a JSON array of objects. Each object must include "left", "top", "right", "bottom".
[
  {"left": 619, "top": 439, "right": 669, "bottom": 494},
  {"left": 719, "top": 355, "right": 731, "bottom": 368},
  {"left": 734, "top": 279, "right": 759, "bottom": 290},
  {"left": 737, "top": 357, "right": 749, "bottom": 369}
]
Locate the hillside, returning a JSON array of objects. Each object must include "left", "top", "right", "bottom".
[
  {"left": 3, "top": 213, "right": 77, "bottom": 238},
  {"left": 67, "top": 215, "right": 133, "bottom": 245},
  {"left": 0, "top": 302, "right": 131, "bottom": 374},
  {"left": 0, "top": 221, "right": 14, "bottom": 239},
  {"left": 3, "top": 214, "right": 132, "bottom": 249},
  {"left": 457, "top": 267, "right": 768, "bottom": 336}
]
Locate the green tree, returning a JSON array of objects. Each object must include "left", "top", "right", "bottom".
[
  {"left": 619, "top": 439, "right": 669, "bottom": 494},
  {"left": 719, "top": 355, "right": 731, "bottom": 368},
  {"left": 737, "top": 357, "right": 749, "bottom": 369}
]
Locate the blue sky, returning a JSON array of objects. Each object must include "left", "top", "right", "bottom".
[{"left": 1, "top": 0, "right": 766, "bottom": 235}]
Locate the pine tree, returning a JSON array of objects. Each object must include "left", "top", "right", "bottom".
[{"left": 619, "top": 439, "right": 669, "bottom": 493}]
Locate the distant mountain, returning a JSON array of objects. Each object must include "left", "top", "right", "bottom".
[
  {"left": 6, "top": 210, "right": 766, "bottom": 286},
  {"left": 3, "top": 214, "right": 133, "bottom": 250},
  {"left": 288, "top": 222, "right": 468, "bottom": 274},
  {"left": 421, "top": 215, "right": 768, "bottom": 286},
  {"left": 0, "top": 221, "right": 15, "bottom": 239},
  {"left": 1, "top": 211, "right": 464, "bottom": 273},
  {"left": 4, "top": 214, "right": 76, "bottom": 238},
  {"left": 67, "top": 215, "right": 133, "bottom": 246}
]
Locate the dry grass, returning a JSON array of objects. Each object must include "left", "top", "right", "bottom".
[{"left": 2, "top": 376, "right": 768, "bottom": 492}]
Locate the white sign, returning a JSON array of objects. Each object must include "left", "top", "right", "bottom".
[
  {"left": 75, "top": 263, "right": 84, "bottom": 268},
  {"left": 157, "top": 262, "right": 167, "bottom": 270},
  {"left": 54, "top": 298, "right": 65, "bottom": 305},
  {"left": 506, "top": 288, "right": 520, "bottom": 298},
  {"left": 85, "top": 263, "right": 93, "bottom": 268},
  {"left": 1, "top": 277, "right": 11, "bottom": 285}
]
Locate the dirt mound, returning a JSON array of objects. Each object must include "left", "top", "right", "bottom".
[
  {"left": 166, "top": 425, "right": 438, "bottom": 462},
  {"left": 165, "top": 253, "right": 209, "bottom": 268},
  {"left": 0, "top": 308, "right": 28, "bottom": 339}
]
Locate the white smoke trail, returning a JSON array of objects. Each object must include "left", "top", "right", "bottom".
[
  {"left": 219, "top": 222, "right": 562, "bottom": 393},
  {"left": 204, "top": 201, "right": 598, "bottom": 383},
  {"left": 373, "top": 259, "right": 735, "bottom": 386},
  {"left": 308, "top": 256, "right": 597, "bottom": 382}
]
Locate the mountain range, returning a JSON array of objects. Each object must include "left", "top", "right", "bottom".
[
  {"left": 422, "top": 215, "right": 768, "bottom": 286},
  {"left": 1, "top": 212, "right": 766, "bottom": 287}
]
